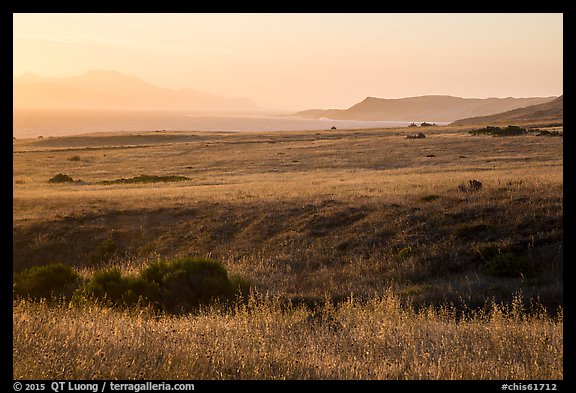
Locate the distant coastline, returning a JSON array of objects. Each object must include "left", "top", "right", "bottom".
[{"left": 12, "top": 108, "right": 449, "bottom": 139}]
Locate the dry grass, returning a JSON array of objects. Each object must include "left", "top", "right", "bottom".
[
  {"left": 12, "top": 126, "right": 563, "bottom": 379},
  {"left": 13, "top": 292, "right": 562, "bottom": 380},
  {"left": 13, "top": 127, "right": 562, "bottom": 221}
]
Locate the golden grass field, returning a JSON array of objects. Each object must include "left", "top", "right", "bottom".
[{"left": 13, "top": 125, "right": 563, "bottom": 379}]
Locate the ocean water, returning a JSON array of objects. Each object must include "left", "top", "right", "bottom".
[{"left": 12, "top": 109, "right": 447, "bottom": 139}]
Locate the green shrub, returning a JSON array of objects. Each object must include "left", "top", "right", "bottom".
[
  {"left": 458, "top": 179, "right": 483, "bottom": 192},
  {"left": 73, "top": 269, "right": 153, "bottom": 307},
  {"left": 473, "top": 242, "right": 502, "bottom": 260},
  {"left": 73, "top": 256, "right": 250, "bottom": 313},
  {"left": 420, "top": 194, "right": 440, "bottom": 202},
  {"left": 99, "top": 174, "right": 190, "bottom": 185},
  {"left": 535, "top": 130, "right": 562, "bottom": 137},
  {"left": 140, "top": 257, "right": 237, "bottom": 312},
  {"left": 453, "top": 223, "right": 490, "bottom": 240},
  {"left": 500, "top": 125, "right": 528, "bottom": 136},
  {"left": 49, "top": 173, "right": 75, "bottom": 183},
  {"left": 90, "top": 237, "right": 120, "bottom": 264},
  {"left": 485, "top": 252, "right": 530, "bottom": 277},
  {"left": 469, "top": 125, "right": 527, "bottom": 137},
  {"left": 14, "top": 263, "right": 82, "bottom": 300},
  {"left": 78, "top": 269, "right": 127, "bottom": 304}
]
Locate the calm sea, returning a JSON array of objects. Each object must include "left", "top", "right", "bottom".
[{"left": 13, "top": 109, "right": 448, "bottom": 139}]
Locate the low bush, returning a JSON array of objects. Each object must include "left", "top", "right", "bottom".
[
  {"left": 73, "top": 269, "right": 153, "bottom": 307},
  {"left": 453, "top": 223, "right": 491, "bottom": 240},
  {"left": 484, "top": 252, "right": 531, "bottom": 278},
  {"left": 420, "top": 194, "right": 440, "bottom": 202},
  {"left": 535, "top": 130, "right": 562, "bottom": 137},
  {"left": 90, "top": 237, "right": 120, "bottom": 264},
  {"left": 73, "top": 256, "right": 250, "bottom": 313},
  {"left": 473, "top": 242, "right": 503, "bottom": 260},
  {"left": 407, "top": 133, "right": 426, "bottom": 139},
  {"left": 99, "top": 174, "right": 190, "bottom": 185},
  {"left": 14, "top": 263, "right": 82, "bottom": 300},
  {"left": 469, "top": 125, "right": 528, "bottom": 137},
  {"left": 458, "top": 179, "right": 483, "bottom": 192},
  {"left": 49, "top": 174, "right": 76, "bottom": 183},
  {"left": 140, "top": 257, "right": 239, "bottom": 312}
]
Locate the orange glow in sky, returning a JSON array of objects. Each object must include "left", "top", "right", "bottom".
[{"left": 13, "top": 13, "right": 563, "bottom": 110}]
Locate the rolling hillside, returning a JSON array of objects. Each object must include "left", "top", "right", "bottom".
[{"left": 450, "top": 95, "right": 563, "bottom": 126}]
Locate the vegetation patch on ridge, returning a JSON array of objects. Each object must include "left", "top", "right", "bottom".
[
  {"left": 49, "top": 173, "right": 78, "bottom": 183},
  {"left": 99, "top": 174, "right": 190, "bottom": 185},
  {"left": 469, "top": 125, "right": 528, "bottom": 136}
]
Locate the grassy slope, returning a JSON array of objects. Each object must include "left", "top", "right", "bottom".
[
  {"left": 13, "top": 126, "right": 563, "bottom": 379},
  {"left": 13, "top": 127, "right": 563, "bottom": 306},
  {"left": 451, "top": 96, "right": 563, "bottom": 127}
]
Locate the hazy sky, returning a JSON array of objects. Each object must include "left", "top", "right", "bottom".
[{"left": 13, "top": 13, "right": 563, "bottom": 110}]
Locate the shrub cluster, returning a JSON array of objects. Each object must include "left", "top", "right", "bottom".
[
  {"left": 458, "top": 179, "right": 483, "bottom": 192},
  {"left": 406, "top": 132, "right": 426, "bottom": 139},
  {"left": 484, "top": 252, "right": 532, "bottom": 278},
  {"left": 13, "top": 264, "right": 82, "bottom": 300},
  {"left": 535, "top": 130, "right": 562, "bottom": 137},
  {"left": 49, "top": 174, "right": 76, "bottom": 183},
  {"left": 469, "top": 125, "right": 528, "bottom": 137},
  {"left": 473, "top": 243, "right": 536, "bottom": 278},
  {"left": 90, "top": 237, "right": 120, "bottom": 264},
  {"left": 14, "top": 257, "right": 251, "bottom": 313},
  {"left": 99, "top": 174, "right": 190, "bottom": 185},
  {"left": 420, "top": 194, "right": 440, "bottom": 202}
]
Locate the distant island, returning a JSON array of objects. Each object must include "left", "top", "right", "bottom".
[
  {"left": 13, "top": 70, "right": 259, "bottom": 112},
  {"left": 294, "top": 95, "right": 557, "bottom": 123}
]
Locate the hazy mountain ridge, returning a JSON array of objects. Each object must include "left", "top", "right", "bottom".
[
  {"left": 295, "top": 95, "right": 557, "bottom": 122},
  {"left": 13, "top": 70, "right": 259, "bottom": 111},
  {"left": 450, "top": 95, "right": 563, "bottom": 126}
]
